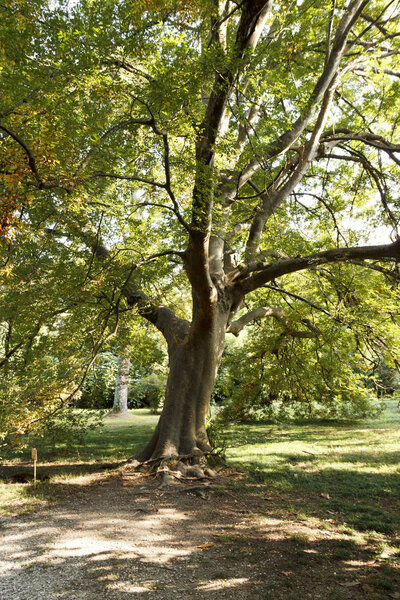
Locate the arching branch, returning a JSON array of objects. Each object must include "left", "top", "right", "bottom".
[
  {"left": 244, "top": 78, "right": 338, "bottom": 262},
  {"left": 227, "top": 306, "right": 320, "bottom": 337},
  {"left": 240, "top": 240, "right": 400, "bottom": 293},
  {"left": 231, "top": 0, "right": 370, "bottom": 190},
  {"left": 262, "top": 284, "right": 334, "bottom": 317},
  {"left": 0, "top": 122, "right": 42, "bottom": 184}
]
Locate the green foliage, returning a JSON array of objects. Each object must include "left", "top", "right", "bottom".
[
  {"left": 77, "top": 329, "right": 167, "bottom": 409},
  {"left": 0, "top": 353, "right": 85, "bottom": 454},
  {"left": 5, "top": 408, "right": 159, "bottom": 466},
  {"left": 215, "top": 265, "right": 400, "bottom": 423},
  {"left": 134, "top": 372, "right": 166, "bottom": 414},
  {"left": 216, "top": 334, "right": 381, "bottom": 422},
  {"left": 367, "top": 358, "right": 400, "bottom": 397},
  {"left": 205, "top": 416, "right": 229, "bottom": 458},
  {"left": 28, "top": 408, "right": 105, "bottom": 455},
  {"left": 78, "top": 352, "right": 118, "bottom": 409},
  {"left": 0, "top": 379, "right": 105, "bottom": 458}
]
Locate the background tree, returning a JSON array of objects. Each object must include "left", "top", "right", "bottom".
[
  {"left": 112, "top": 352, "right": 131, "bottom": 414},
  {"left": 1, "top": 0, "right": 400, "bottom": 461}
]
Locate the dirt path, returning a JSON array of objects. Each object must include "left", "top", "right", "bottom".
[{"left": 0, "top": 466, "right": 397, "bottom": 600}]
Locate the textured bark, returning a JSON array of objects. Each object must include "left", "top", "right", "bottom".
[{"left": 136, "top": 303, "right": 230, "bottom": 462}]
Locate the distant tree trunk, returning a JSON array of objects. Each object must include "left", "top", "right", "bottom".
[{"left": 112, "top": 353, "right": 130, "bottom": 414}]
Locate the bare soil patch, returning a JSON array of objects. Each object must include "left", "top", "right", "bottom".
[{"left": 0, "top": 465, "right": 398, "bottom": 600}]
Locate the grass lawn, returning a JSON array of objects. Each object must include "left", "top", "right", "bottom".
[
  {"left": 6, "top": 408, "right": 158, "bottom": 464},
  {"left": 0, "top": 409, "right": 159, "bottom": 515},
  {"left": 223, "top": 398, "right": 400, "bottom": 538},
  {"left": 1, "top": 400, "right": 399, "bottom": 599}
]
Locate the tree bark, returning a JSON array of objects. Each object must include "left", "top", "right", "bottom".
[{"left": 136, "top": 304, "right": 230, "bottom": 462}]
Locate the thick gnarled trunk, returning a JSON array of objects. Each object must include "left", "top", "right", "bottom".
[{"left": 136, "top": 306, "right": 229, "bottom": 462}]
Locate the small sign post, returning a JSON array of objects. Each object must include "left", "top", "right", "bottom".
[{"left": 31, "top": 448, "right": 38, "bottom": 488}]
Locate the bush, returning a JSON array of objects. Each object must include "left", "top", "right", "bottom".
[
  {"left": 133, "top": 373, "right": 166, "bottom": 414},
  {"left": 28, "top": 408, "right": 105, "bottom": 454}
]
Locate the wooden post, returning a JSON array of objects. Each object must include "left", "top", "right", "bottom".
[{"left": 31, "top": 448, "right": 37, "bottom": 488}]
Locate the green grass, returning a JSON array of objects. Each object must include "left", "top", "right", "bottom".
[
  {"left": 0, "top": 409, "right": 159, "bottom": 516},
  {"left": 224, "top": 398, "right": 400, "bottom": 539},
  {"left": 69, "top": 409, "right": 157, "bottom": 462},
  {"left": 4, "top": 409, "right": 158, "bottom": 464},
  {"left": 1, "top": 399, "right": 400, "bottom": 549}
]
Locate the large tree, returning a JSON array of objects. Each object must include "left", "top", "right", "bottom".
[{"left": 1, "top": 0, "right": 400, "bottom": 460}]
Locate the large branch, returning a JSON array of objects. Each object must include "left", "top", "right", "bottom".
[
  {"left": 0, "top": 123, "right": 42, "bottom": 185},
  {"left": 187, "top": 1, "right": 273, "bottom": 313},
  {"left": 122, "top": 286, "right": 189, "bottom": 345},
  {"left": 227, "top": 307, "right": 284, "bottom": 335},
  {"left": 240, "top": 240, "right": 400, "bottom": 293},
  {"left": 227, "top": 306, "right": 320, "bottom": 337},
  {"left": 231, "top": 0, "right": 370, "bottom": 190},
  {"left": 244, "top": 79, "right": 338, "bottom": 262},
  {"left": 0, "top": 123, "right": 73, "bottom": 192},
  {"left": 320, "top": 129, "right": 400, "bottom": 168},
  {"left": 321, "top": 129, "right": 400, "bottom": 153}
]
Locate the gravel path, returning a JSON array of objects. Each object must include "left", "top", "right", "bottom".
[
  {"left": 2, "top": 466, "right": 392, "bottom": 600},
  {"left": 0, "top": 469, "right": 271, "bottom": 600}
]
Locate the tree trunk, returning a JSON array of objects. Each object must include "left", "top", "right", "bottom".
[
  {"left": 112, "top": 353, "right": 130, "bottom": 414},
  {"left": 136, "top": 308, "right": 229, "bottom": 462}
]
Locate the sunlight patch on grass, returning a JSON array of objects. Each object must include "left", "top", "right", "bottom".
[
  {"left": 226, "top": 399, "right": 400, "bottom": 540},
  {"left": 0, "top": 409, "right": 159, "bottom": 516},
  {"left": 0, "top": 482, "right": 48, "bottom": 516}
]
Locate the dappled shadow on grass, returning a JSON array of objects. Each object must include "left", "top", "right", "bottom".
[
  {"left": 0, "top": 412, "right": 158, "bottom": 516},
  {"left": 241, "top": 448, "right": 400, "bottom": 470},
  {"left": 221, "top": 398, "right": 399, "bottom": 450},
  {"left": 223, "top": 401, "right": 400, "bottom": 538},
  {"left": 222, "top": 423, "right": 399, "bottom": 449},
  {"left": 0, "top": 461, "right": 125, "bottom": 482},
  {"left": 1, "top": 472, "right": 399, "bottom": 600},
  {"left": 233, "top": 464, "right": 400, "bottom": 536}
]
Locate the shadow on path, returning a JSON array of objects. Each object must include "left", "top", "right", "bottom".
[{"left": 1, "top": 468, "right": 399, "bottom": 600}]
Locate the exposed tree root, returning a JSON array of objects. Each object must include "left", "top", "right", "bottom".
[
  {"left": 128, "top": 450, "right": 227, "bottom": 470},
  {"left": 124, "top": 452, "right": 229, "bottom": 489}
]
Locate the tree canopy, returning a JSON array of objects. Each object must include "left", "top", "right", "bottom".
[{"left": 1, "top": 0, "right": 400, "bottom": 458}]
